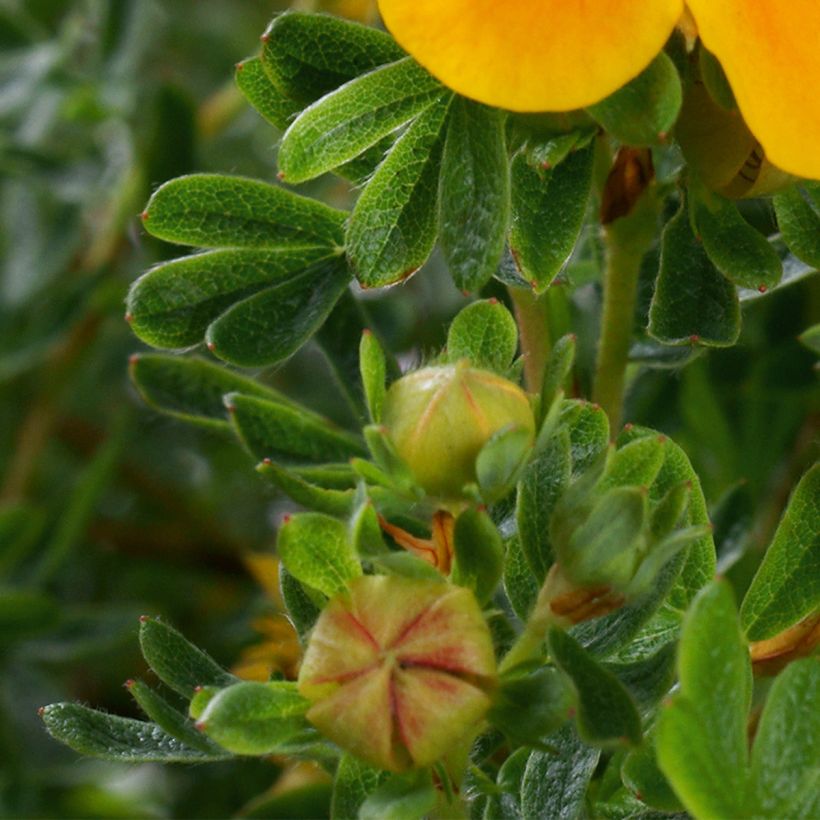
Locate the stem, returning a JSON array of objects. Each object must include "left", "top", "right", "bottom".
[
  {"left": 508, "top": 287, "right": 551, "bottom": 394},
  {"left": 592, "top": 232, "right": 644, "bottom": 431}
]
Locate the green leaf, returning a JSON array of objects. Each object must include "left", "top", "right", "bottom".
[
  {"left": 129, "top": 353, "right": 288, "bottom": 430},
  {"left": 740, "top": 463, "right": 820, "bottom": 641},
  {"left": 560, "top": 399, "right": 610, "bottom": 475},
  {"left": 347, "top": 95, "right": 452, "bottom": 287},
  {"left": 482, "top": 746, "right": 529, "bottom": 819},
  {"left": 280, "top": 565, "right": 322, "bottom": 643},
  {"left": 774, "top": 183, "right": 820, "bottom": 268},
  {"left": 692, "top": 185, "right": 782, "bottom": 291},
  {"left": 656, "top": 581, "right": 750, "bottom": 819},
  {"left": 509, "top": 143, "right": 594, "bottom": 293},
  {"left": 438, "top": 98, "right": 509, "bottom": 292},
  {"left": 649, "top": 202, "right": 741, "bottom": 347},
  {"left": 599, "top": 435, "right": 666, "bottom": 491},
  {"left": 205, "top": 255, "right": 352, "bottom": 367},
  {"left": 235, "top": 56, "right": 300, "bottom": 131},
  {"left": 621, "top": 730, "right": 683, "bottom": 813},
  {"left": 548, "top": 627, "right": 642, "bottom": 747},
  {"left": 349, "top": 494, "right": 386, "bottom": 557},
  {"left": 799, "top": 323, "right": 820, "bottom": 355},
  {"left": 126, "top": 246, "right": 339, "bottom": 350},
  {"left": 539, "top": 333, "right": 576, "bottom": 417},
  {"left": 604, "top": 641, "right": 677, "bottom": 718},
  {"left": 749, "top": 658, "right": 820, "bottom": 818},
  {"left": 451, "top": 507, "right": 504, "bottom": 604},
  {"left": 277, "top": 512, "right": 361, "bottom": 597},
  {"left": 331, "top": 753, "right": 388, "bottom": 820},
  {"left": 138, "top": 616, "right": 237, "bottom": 698},
  {"left": 359, "top": 329, "right": 387, "bottom": 424},
  {"left": 41, "top": 703, "right": 225, "bottom": 763},
  {"left": 278, "top": 57, "right": 443, "bottom": 184},
  {"left": 260, "top": 11, "right": 403, "bottom": 104},
  {"left": 520, "top": 725, "right": 601, "bottom": 819},
  {"left": 141, "top": 174, "right": 344, "bottom": 249},
  {"left": 446, "top": 299, "right": 518, "bottom": 373},
  {"left": 587, "top": 53, "right": 681, "bottom": 147},
  {"left": 503, "top": 534, "right": 539, "bottom": 623},
  {"left": 489, "top": 667, "right": 573, "bottom": 747},
  {"left": 227, "top": 392, "right": 365, "bottom": 464},
  {"left": 188, "top": 687, "right": 219, "bottom": 721},
  {"left": 359, "top": 771, "right": 437, "bottom": 820},
  {"left": 257, "top": 460, "right": 356, "bottom": 517},
  {"left": 516, "top": 429, "right": 571, "bottom": 581},
  {"left": 698, "top": 47, "right": 735, "bottom": 110},
  {"left": 126, "top": 679, "right": 226, "bottom": 756},
  {"left": 198, "top": 681, "right": 311, "bottom": 756}
]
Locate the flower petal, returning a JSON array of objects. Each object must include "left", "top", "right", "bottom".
[
  {"left": 377, "top": 0, "right": 683, "bottom": 111},
  {"left": 687, "top": 0, "right": 820, "bottom": 179}
]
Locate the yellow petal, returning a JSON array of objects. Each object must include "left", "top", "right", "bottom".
[
  {"left": 377, "top": 0, "right": 683, "bottom": 111},
  {"left": 687, "top": 0, "right": 820, "bottom": 180}
]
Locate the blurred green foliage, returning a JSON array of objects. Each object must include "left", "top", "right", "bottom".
[{"left": 0, "top": 1, "right": 817, "bottom": 817}]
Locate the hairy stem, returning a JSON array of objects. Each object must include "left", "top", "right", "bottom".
[{"left": 508, "top": 286, "right": 551, "bottom": 394}]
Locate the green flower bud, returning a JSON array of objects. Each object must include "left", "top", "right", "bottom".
[
  {"left": 298, "top": 575, "right": 497, "bottom": 772},
  {"left": 382, "top": 362, "right": 535, "bottom": 501}
]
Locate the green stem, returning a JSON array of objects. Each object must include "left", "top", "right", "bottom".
[
  {"left": 508, "top": 286, "right": 551, "bottom": 394},
  {"left": 592, "top": 231, "right": 645, "bottom": 431}
]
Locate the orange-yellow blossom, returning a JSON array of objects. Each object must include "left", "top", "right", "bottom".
[{"left": 378, "top": 0, "right": 820, "bottom": 179}]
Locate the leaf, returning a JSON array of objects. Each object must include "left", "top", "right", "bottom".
[
  {"left": 587, "top": 53, "right": 682, "bottom": 147},
  {"left": 599, "top": 435, "right": 666, "bottom": 492},
  {"left": 359, "top": 771, "right": 437, "bottom": 820},
  {"left": 503, "top": 535, "right": 540, "bottom": 623},
  {"left": 482, "top": 746, "right": 529, "bottom": 820},
  {"left": 446, "top": 299, "right": 518, "bottom": 373},
  {"left": 359, "top": 329, "right": 387, "bottom": 423},
  {"left": 656, "top": 581, "right": 751, "bottom": 819},
  {"left": 621, "top": 730, "right": 683, "bottom": 813},
  {"left": 649, "top": 203, "right": 741, "bottom": 347},
  {"left": 141, "top": 174, "right": 345, "bottom": 249},
  {"left": 740, "top": 463, "right": 820, "bottom": 641},
  {"left": 774, "top": 183, "right": 820, "bottom": 268},
  {"left": 331, "top": 754, "right": 389, "bottom": 820},
  {"left": 560, "top": 399, "right": 610, "bottom": 475},
  {"left": 126, "top": 246, "right": 340, "bottom": 350},
  {"left": 438, "top": 98, "right": 509, "bottom": 292},
  {"left": 799, "top": 323, "right": 820, "bottom": 356},
  {"left": 126, "top": 679, "right": 225, "bottom": 756},
  {"left": 235, "top": 56, "right": 300, "bottom": 131},
  {"left": 548, "top": 627, "right": 642, "bottom": 747},
  {"left": 256, "top": 460, "right": 356, "bottom": 517},
  {"left": 540, "top": 333, "right": 576, "bottom": 417},
  {"left": 260, "top": 11, "right": 403, "bottom": 104},
  {"left": 509, "top": 143, "right": 594, "bottom": 293},
  {"left": 604, "top": 641, "right": 677, "bottom": 718},
  {"left": 451, "top": 507, "right": 504, "bottom": 604},
  {"left": 205, "top": 255, "right": 352, "bottom": 367},
  {"left": 129, "top": 353, "right": 288, "bottom": 430},
  {"left": 41, "top": 703, "right": 226, "bottom": 763},
  {"left": 280, "top": 565, "right": 322, "bottom": 643},
  {"left": 226, "top": 392, "right": 366, "bottom": 464},
  {"left": 277, "top": 512, "right": 361, "bottom": 597},
  {"left": 476, "top": 425, "right": 533, "bottom": 504},
  {"left": 198, "top": 681, "right": 311, "bottom": 756},
  {"left": 138, "top": 616, "right": 237, "bottom": 698},
  {"left": 520, "top": 725, "right": 601, "bottom": 820},
  {"left": 748, "top": 658, "right": 820, "bottom": 818},
  {"left": 692, "top": 185, "right": 782, "bottom": 291},
  {"left": 516, "top": 430, "right": 571, "bottom": 581},
  {"left": 278, "top": 58, "right": 443, "bottom": 184},
  {"left": 347, "top": 95, "right": 452, "bottom": 287}
]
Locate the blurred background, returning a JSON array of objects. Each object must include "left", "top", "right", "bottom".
[{"left": 0, "top": 1, "right": 817, "bottom": 817}]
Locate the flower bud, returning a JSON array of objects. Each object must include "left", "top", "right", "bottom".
[
  {"left": 297, "top": 575, "right": 497, "bottom": 772},
  {"left": 381, "top": 362, "right": 535, "bottom": 501}
]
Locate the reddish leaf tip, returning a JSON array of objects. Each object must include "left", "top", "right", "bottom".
[
  {"left": 140, "top": 210, "right": 149, "bottom": 221},
  {"left": 689, "top": 335, "right": 700, "bottom": 344},
  {"left": 124, "top": 312, "right": 133, "bottom": 323},
  {"left": 488, "top": 297, "right": 499, "bottom": 305},
  {"left": 37, "top": 706, "right": 45, "bottom": 717},
  {"left": 206, "top": 341, "right": 216, "bottom": 352},
  {"left": 193, "top": 685, "right": 204, "bottom": 693},
  {"left": 276, "top": 171, "right": 285, "bottom": 181},
  {"left": 758, "top": 284, "right": 768, "bottom": 293},
  {"left": 623, "top": 423, "right": 634, "bottom": 431},
  {"left": 195, "top": 721, "right": 207, "bottom": 732},
  {"left": 362, "top": 328, "right": 372, "bottom": 336},
  {"left": 235, "top": 61, "right": 245, "bottom": 72},
  {"left": 128, "top": 353, "right": 140, "bottom": 365},
  {"left": 262, "top": 457, "right": 272, "bottom": 466},
  {"left": 139, "top": 614, "right": 151, "bottom": 623},
  {"left": 124, "top": 679, "right": 135, "bottom": 689}
]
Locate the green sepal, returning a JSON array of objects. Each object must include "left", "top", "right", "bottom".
[
  {"left": 509, "top": 143, "right": 594, "bottom": 294},
  {"left": 331, "top": 754, "right": 389, "bottom": 820},
  {"left": 363, "top": 424, "right": 416, "bottom": 489},
  {"left": 599, "top": 435, "right": 666, "bottom": 492},
  {"left": 197, "top": 681, "right": 311, "bottom": 756},
  {"left": 188, "top": 686, "right": 219, "bottom": 721},
  {"left": 138, "top": 616, "right": 237, "bottom": 699},
  {"left": 226, "top": 391, "right": 366, "bottom": 465},
  {"left": 280, "top": 565, "right": 322, "bottom": 643},
  {"left": 438, "top": 98, "right": 509, "bottom": 292},
  {"left": 276, "top": 512, "right": 362, "bottom": 598},
  {"left": 358, "top": 770, "right": 437, "bottom": 820},
  {"left": 359, "top": 330, "right": 387, "bottom": 424},
  {"left": 256, "top": 460, "right": 356, "bottom": 517},
  {"left": 451, "top": 507, "right": 504, "bottom": 604},
  {"left": 548, "top": 627, "right": 642, "bottom": 747},
  {"left": 349, "top": 492, "right": 387, "bottom": 557},
  {"left": 475, "top": 424, "right": 533, "bottom": 504},
  {"left": 446, "top": 299, "right": 518, "bottom": 374},
  {"left": 587, "top": 53, "right": 682, "bottom": 147}
]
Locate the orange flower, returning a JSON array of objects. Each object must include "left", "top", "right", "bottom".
[{"left": 377, "top": 0, "right": 820, "bottom": 179}]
